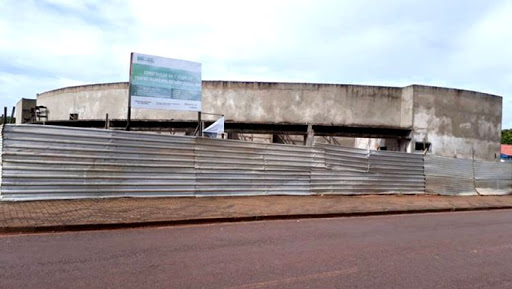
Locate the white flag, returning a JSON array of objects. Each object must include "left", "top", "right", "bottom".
[{"left": 203, "top": 116, "right": 224, "bottom": 138}]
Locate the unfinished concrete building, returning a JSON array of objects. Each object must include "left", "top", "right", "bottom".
[{"left": 16, "top": 81, "right": 502, "bottom": 161}]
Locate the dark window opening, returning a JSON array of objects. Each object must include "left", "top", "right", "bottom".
[
  {"left": 69, "top": 113, "right": 79, "bottom": 121},
  {"left": 415, "top": 142, "right": 431, "bottom": 151},
  {"left": 379, "top": 146, "right": 387, "bottom": 151}
]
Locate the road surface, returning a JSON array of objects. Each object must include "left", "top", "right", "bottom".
[{"left": 1, "top": 210, "right": 512, "bottom": 288}]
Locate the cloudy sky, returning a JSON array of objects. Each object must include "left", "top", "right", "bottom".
[{"left": 1, "top": 0, "right": 511, "bottom": 128}]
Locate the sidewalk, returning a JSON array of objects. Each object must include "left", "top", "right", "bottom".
[{"left": 1, "top": 195, "right": 512, "bottom": 233}]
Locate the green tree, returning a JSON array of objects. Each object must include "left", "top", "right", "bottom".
[
  {"left": 502, "top": 129, "right": 512, "bottom": 144},
  {"left": 0, "top": 116, "right": 15, "bottom": 125}
]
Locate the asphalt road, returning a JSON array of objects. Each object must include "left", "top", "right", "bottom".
[{"left": 1, "top": 210, "right": 512, "bottom": 289}]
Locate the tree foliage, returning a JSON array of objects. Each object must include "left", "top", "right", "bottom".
[
  {"left": 502, "top": 129, "right": 512, "bottom": 144},
  {"left": 0, "top": 117, "right": 15, "bottom": 125}
]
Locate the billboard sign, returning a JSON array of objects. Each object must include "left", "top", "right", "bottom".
[{"left": 129, "top": 53, "right": 202, "bottom": 111}]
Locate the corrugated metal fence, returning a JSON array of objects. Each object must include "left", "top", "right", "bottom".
[
  {"left": 0, "top": 125, "right": 510, "bottom": 200},
  {"left": 424, "top": 155, "right": 477, "bottom": 195},
  {"left": 474, "top": 161, "right": 512, "bottom": 195},
  {"left": 0, "top": 125, "right": 324, "bottom": 200},
  {"left": 424, "top": 155, "right": 512, "bottom": 195},
  {"left": 311, "top": 145, "right": 424, "bottom": 194}
]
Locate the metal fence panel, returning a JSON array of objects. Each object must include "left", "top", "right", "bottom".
[
  {"left": 424, "top": 155, "right": 477, "bottom": 195},
  {"left": 367, "top": 150, "right": 425, "bottom": 194},
  {"left": 194, "top": 138, "right": 312, "bottom": 196},
  {"left": 0, "top": 126, "right": 3, "bottom": 190},
  {"left": 2, "top": 125, "right": 510, "bottom": 200},
  {"left": 315, "top": 144, "right": 369, "bottom": 172},
  {"left": 311, "top": 145, "right": 424, "bottom": 194},
  {"left": 474, "top": 162, "right": 512, "bottom": 195},
  {"left": 0, "top": 125, "right": 197, "bottom": 200}
]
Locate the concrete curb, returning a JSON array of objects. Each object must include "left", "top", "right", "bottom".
[{"left": 3, "top": 205, "right": 512, "bottom": 235}]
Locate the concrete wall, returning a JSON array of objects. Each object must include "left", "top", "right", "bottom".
[
  {"left": 411, "top": 85, "right": 502, "bottom": 161},
  {"left": 34, "top": 81, "right": 503, "bottom": 161},
  {"left": 202, "top": 82, "right": 406, "bottom": 127},
  {"left": 400, "top": 86, "right": 414, "bottom": 128},
  {"left": 36, "top": 82, "right": 128, "bottom": 121},
  {"left": 37, "top": 81, "right": 409, "bottom": 127},
  {"left": 15, "top": 98, "right": 36, "bottom": 124}
]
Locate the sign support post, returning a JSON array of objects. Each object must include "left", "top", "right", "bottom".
[
  {"left": 126, "top": 53, "right": 134, "bottom": 131},
  {"left": 197, "top": 111, "right": 203, "bottom": 136}
]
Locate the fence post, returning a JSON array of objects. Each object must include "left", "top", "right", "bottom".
[
  {"left": 105, "top": 113, "right": 109, "bottom": 129},
  {"left": 472, "top": 148, "right": 480, "bottom": 195}
]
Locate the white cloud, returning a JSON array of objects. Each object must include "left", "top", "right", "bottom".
[
  {"left": 441, "top": 0, "right": 512, "bottom": 127},
  {"left": 0, "top": 0, "right": 510, "bottom": 128}
]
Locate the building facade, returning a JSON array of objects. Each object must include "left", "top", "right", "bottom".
[{"left": 16, "top": 81, "right": 502, "bottom": 161}]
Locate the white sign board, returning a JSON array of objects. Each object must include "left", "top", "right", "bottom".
[{"left": 129, "top": 53, "right": 202, "bottom": 111}]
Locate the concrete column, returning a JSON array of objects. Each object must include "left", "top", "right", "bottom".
[{"left": 304, "top": 124, "right": 315, "bottom": 147}]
